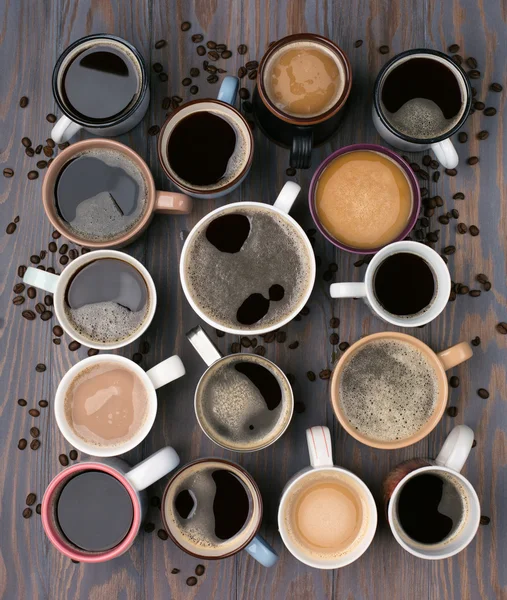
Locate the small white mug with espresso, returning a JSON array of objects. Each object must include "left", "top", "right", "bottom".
[
  {"left": 54, "top": 353, "right": 185, "bottom": 457},
  {"left": 278, "top": 426, "right": 377, "bottom": 569}
]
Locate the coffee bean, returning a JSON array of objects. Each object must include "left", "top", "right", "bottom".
[
  {"left": 339, "top": 342, "right": 350, "bottom": 352},
  {"left": 453, "top": 192, "right": 465, "bottom": 200},
  {"left": 35, "top": 503, "right": 41, "bottom": 515},
  {"left": 181, "top": 21, "right": 191, "bottom": 31},
  {"left": 18, "top": 439, "right": 27, "bottom": 450},
  {"left": 29, "top": 408, "right": 40, "bottom": 418},
  {"left": 238, "top": 66, "right": 247, "bottom": 78},
  {"left": 435, "top": 195, "right": 444, "bottom": 207},
  {"left": 496, "top": 322, "right": 507, "bottom": 334},
  {"left": 237, "top": 88, "right": 250, "bottom": 102},
  {"left": 3, "top": 167, "right": 14, "bottom": 178},
  {"left": 465, "top": 56, "right": 478, "bottom": 69},
  {"left": 25, "top": 147, "right": 34, "bottom": 157},
  {"left": 237, "top": 43, "right": 248, "bottom": 54},
  {"left": 40, "top": 311, "right": 52, "bottom": 321},
  {"left": 484, "top": 106, "right": 497, "bottom": 116},
  {"left": 438, "top": 215, "right": 449, "bottom": 225},
  {"left": 68, "top": 341, "right": 81, "bottom": 351},
  {"left": 239, "top": 336, "right": 251, "bottom": 348},
  {"left": 254, "top": 346, "right": 266, "bottom": 356},
  {"left": 22, "top": 310, "right": 36, "bottom": 321},
  {"left": 445, "top": 168, "right": 457, "bottom": 176},
  {"left": 221, "top": 50, "right": 232, "bottom": 59},
  {"left": 208, "top": 50, "right": 219, "bottom": 61},
  {"left": 467, "top": 156, "right": 479, "bottom": 165},
  {"left": 19, "top": 95, "right": 29, "bottom": 108},
  {"left": 161, "top": 96, "right": 171, "bottom": 110},
  {"left": 52, "top": 325, "right": 63, "bottom": 337},
  {"left": 171, "top": 568, "right": 180, "bottom": 574},
  {"left": 427, "top": 231, "right": 439, "bottom": 243},
  {"left": 28, "top": 426, "right": 39, "bottom": 439},
  {"left": 189, "top": 85, "right": 198, "bottom": 95},
  {"left": 52, "top": 230, "right": 61, "bottom": 239},
  {"left": 186, "top": 577, "right": 198, "bottom": 587},
  {"left": 30, "top": 439, "right": 40, "bottom": 450},
  {"left": 45, "top": 112, "right": 57, "bottom": 123},
  {"left": 17, "top": 398, "right": 27, "bottom": 407},
  {"left": 59, "top": 454, "right": 69, "bottom": 466},
  {"left": 58, "top": 142, "right": 70, "bottom": 150},
  {"left": 276, "top": 331, "right": 286, "bottom": 343},
  {"left": 448, "top": 44, "right": 460, "bottom": 53},
  {"left": 469, "top": 69, "right": 480, "bottom": 79},
  {"left": 469, "top": 225, "right": 480, "bottom": 236},
  {"left": 243, "top": 100, "right": 253, "bottom": 113},
  {"left": 195, "top": 564, "right": 205, "bottom": 576},
  {"left": 68, "top": 249, "right": 78, "bottom": 260},
  {"left": 143, "top": 522, "right": 155, "bottom": 533},
  {"left": 23, "top": 508, "right": 32, "bottom": 519},
  {"left": 35, "top": 303, "right": 45, "bottom": 314},
  {"left": 329, "top": 333, "right": 339, "bottom": 345},
  {"left": 247, "top": 69, "right": 258, "bottom": 80},
  {"left": 207, "top": 74, "right": 219, "bottom": 83},
  {"left": 451, "top": 209, "right": 459, "bottom": 219},
  {"left": 490, "top": 82, "right": 503, "bottom": 92},
  {"left": 27, "top": 170, "right": 39, "bottom": 180},
  {"left": 43, "top": 144, "right": 54, "bottom": 157},
  {"left": 379, "top": 45, "right": 390, "bottom": 54},
  {"left": 39, "top": 400, "right": 48, "bottom": 408},
  {"left": 35, "top": 160, "right": 48, "bottom": 170},
  {"left": 285, "top": 167, "right": 297, "bottom": 177},
  {"left": 245, "top": 60, "right": 258, "bottom": 70},
  {"left": 60, "top": 255, "right": 69, "bottom": 265},
  {"left": 306, "top": 371, "right": 316, "bottom": 382},
  {"left": 319, "top": 369, "right": 331, "bottom": 380},
  {"left": 422, "top": 155, "right": 431, "bottom": 167},
  {"left": 288, "top": 341, "right": 299, "bottom": 350},
  {"left": 46, "top": 138, "right": 55, "bottom": 149},
  {"left": 469, "top": 289, "right": 481, "bottom": 297},
  {"left": 457, "top": 223, "right": 467, "bottom": 234},
  {"left": 147, "top": 125, "right": 161, "bottom": 138},
  {"left": 473, "top": 101, "right": 485, "bottom": 111},
  {"left": 477, "top": 388, "right": 490, "bottom": 399},
  {"left": 197, "top": 45, "right": 206, "bottom": 56},
  {"left": 25, "top": 492, "right": 37, "bottom": 506},
  {"left": 354, "top": 39, "right": 364, "bottom": 48},
  {"left": 449, "top": 376, "right": 460, "bottom": 388},
  {"left": 157, "top": 529, "right": 169, "bottom": 540},
  {"left": 447, "top": 406, "right": 458, "bottom": 417},
  {"left": 132, "top": 352, "right": 142, "bottom": 364},
  {"left": 152, "top": 62, "right": 163, "bottom": 73},
  {"left": 264, "top": 332, "right": 276, "bottom": 343},
  {"left": 471, "top": 336, "right": 481, "bottom": 346},
  {"left": 483, "top": 281, "right": 492, "bottom": 291},
  {"left": 231, "top": 342, "right": 241, "bottom": 353},
  {"left": 159, "top": 73, "right": 168, "bottom": 82},
  {"left": 458, "top": 284, "right": 469, "bottom": 295},
  {"left": 22, "top": 137, "right": 32, "bottom": 148},
  {"left": 13, "top": 295, "right": 24, "bottom": 305}
]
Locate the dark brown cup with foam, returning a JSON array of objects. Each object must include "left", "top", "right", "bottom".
[{"left": 42, "top": 138, "right": 192, "bottom": 249}]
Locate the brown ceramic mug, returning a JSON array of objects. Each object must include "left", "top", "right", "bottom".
[
  {"left": 42, "top": 138, "right": 192, "bottom": 248},
  {"left": 330, "top": 332, "right": 473, "bottom": 450}
]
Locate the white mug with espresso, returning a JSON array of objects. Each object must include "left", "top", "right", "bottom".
[
  {"left": 54, "top": 353, "right": 185, "bottom": 457},
  {"left": 187, "top": 325, "right": 293, "bottom": 452},
  {"left": 329, "top": 241, "right": 451, "bottom": 327},
  {"left": 384, "top": 425, "right": 480, "bottom": 559},
  {"left": 23, "top": 249, "right": 156, "bottom": 350},
  {"left": 278, "top": 426, "right": 377, "bottom": 569}
]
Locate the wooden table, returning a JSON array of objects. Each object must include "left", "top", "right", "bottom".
[{"left": 1, "top": 1, "right": 505, "bottom": 598}]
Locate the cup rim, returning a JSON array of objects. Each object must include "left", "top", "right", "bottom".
[
  {"left": 52, "top": 33, "right": 149, "bottom": 129},
  {"left": 49, "top": 249, "right": 157, "bottom": 350},
  {"left": 41, "top": 138, "right": 157, "bottom": 248},
  {"left": 277, "top": 465, "right": 378, "bottom": 569},
  {"left": 54, "top": 353, "right": 158, "bottom": 457},
  {"left": 179, "top": 200, "right": 316, "bottom": 335},
  {"left": 193, "top": 352, "right": 294, "bottom": 452},
  {"left": 330, "top": 331, "right": 449, "bottom": 449},
  {"left": 41, "top": 461, "right": 141, "bottom": 563},
  {"left": 308, "top": 143, "right": 421, "bottom": 254},
  {"left": 373, "top": 48, "right": 472, "bottom": 145},
  {"left": 387, "top": 465, "right": 480, "bottom": 559},
  {"left": 161, "top": 458, "right": 264, "bottom": 560},
  {"left": 157, "top": 98, "right": 254, "bottom": 196},
  {"left": 257, "top": 33, "right": 352, "bottom": 126}
]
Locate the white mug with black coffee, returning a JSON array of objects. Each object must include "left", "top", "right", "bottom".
[
  {"left": 384, "top": 425, "right": 481, "bottom": 559},
  {"left": 372, "top": 49, "right": 472, "bottom": 169},
  {"left": 51, "top": 35, "right": 150, "bottom": 143},
  {"left": 330, "top": 240, "right": 451, "bottom": 327}
]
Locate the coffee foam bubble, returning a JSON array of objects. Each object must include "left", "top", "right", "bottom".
[
  {"left": 65, "top": 299, "right": 149, "bottom": 344},
  {"left": 339, "top": 339, "right": 439, "bottom": 442},
  {"left": 386, "top": 97, "right": 461, "bottom": 140},
  {"left": 185, "top": 205, "right": 313, "bottom": 331}
]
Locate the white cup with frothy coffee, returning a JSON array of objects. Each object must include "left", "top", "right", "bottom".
[
  {"left": 54, "top": 353, "right": 186, "bottom": 457},
  {"left": 278, "top": 426, "right": 377, "bottom": 569}
]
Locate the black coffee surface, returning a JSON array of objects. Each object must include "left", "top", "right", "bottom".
[
  {"left": 175, "top": 489, "right": 196, "bottom": 519},
  {"left": 235, "top": 362, "right": 282, "bottom": 411},
  {"left": 374, "top": 253, "right": 435, "bottom": 316},
  {"left": 56, "top": 471, "right": 133, "bottom": 552},
  {"left": 382, "top": 58, "right": 462, "bottom": 119},
  {"left": 397, "top": 473, "right": 464, "bottom": 544},
  {"left": 212, "top": 469, "right": 250, "bottom": 540},
  {"left": 206, "top": 214, "right": 251, "bottom": 253},
  {"left": 55, "top": 152, "right": 144, "bottom": 241},
  {"left": 167, "top": 112, "right": 237, "bottom": 186},
  {"left": 62, "top": 44, "right": 139, "bottom": 122}
]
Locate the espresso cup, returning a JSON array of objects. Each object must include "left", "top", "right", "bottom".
[
  {"left": 180, "top": 181, "right": 316, "bottom": 335},
  {"left": 162, "top": 458, "right": 278, "bottom": 567},
  {"left": 187, "top": 325, "right": 293, "bottom": 452},
  {"left": 329, "top": 241, "right": 451, "bottom": 327},
  {"left": 384, "top": 425, "right": 480, "bottom": 559},
  {"left": 23, "top": 249, "right": 156, "bottom": 350},
  {"left": 331, "top": 332, "right": 473, "bottom": 450},
  {"left": 373, "top": 49, "right": 472, "bottom": 169},
  {"left": 158, "top": 76, "right": 253, "bottom": 198},
  {"left": 42, "top": 139, "right": 192, "bottom": 249},
  {"left": 42, "top": 447, "right": 180, "bottom": 562},
  {"left": 51, "top": 34, "right": 150, "bottom": 143},
  {"left": 54, "top": 353, "right": 185, "bottom": 457},
  {"left": 278, "top": 426, "right": 377, "bottom": 569},
  {"left": 309, "top": 144, "right": 421, "bottom": 254},
  {"left": 254, "top": 34, "right": 351, "bottom": 169}
]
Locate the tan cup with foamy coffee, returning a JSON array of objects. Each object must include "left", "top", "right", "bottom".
[{"left": 331, "top": 332, "right": 473, "bottom": 449}]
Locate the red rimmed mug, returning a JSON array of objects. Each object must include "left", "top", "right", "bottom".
[
  {"left": 308, "top": 144, "right": 421, "bottom": 254},
  {"left": 41, "top": 447, "right": 179, "bottom": 563}
]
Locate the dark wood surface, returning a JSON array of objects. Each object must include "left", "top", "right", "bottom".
[{"left": 0, "top": 1, "right": 505, "bottom": 598}]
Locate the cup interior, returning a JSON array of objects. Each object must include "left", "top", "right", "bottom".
[
  {"left": 54, "top": 354, "right": 158, "bottom": 457},
  {"left": 388, "top": 466, "right": 480, "bottom": 559},
  {"left": 158, "top": 100, "right": 253, "bottom": 195},
  {"left": 278, "top": 467, "right": 377, "bottom": 569},
  {"left": 331, "top": 332, "right": 448, "bottom": 450},
  {"left": 194, "top": 353, "right": 294, "bottom": 452},
  {"left": 41, "top": 462, "right": 141, "bottom": 563},
  {"left": 162, "top": 458, "right": 262, "bottom": 559}
]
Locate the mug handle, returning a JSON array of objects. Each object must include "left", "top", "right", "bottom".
[
  {"left": 51, "top": 115, "right": 82, "bottom": 144},
  {"left": 217, "top": 75, "right": 239, "bottom": 105},
  {"left": 154, "top": 191, "right": 192, "bottom": 215},
  {"left": 125, "top": 447, "right": 180, "bottom": 492},
  {"left": 430, "top": 138, "right": 459, "bottom": 170},
  {"left": 290, "top": 127, "right": 313, "bottom": 170},
  {"left": 145, "top": 355, "right": 186, "bottom": 390},
  {"left": 272, "top": 181, "right": 301, "bottom": 214},
  {"left": 306, "top": 426, "right": 334, "bottom": 468},
  {"left": 245, "top": 534, "right": 278, "bottom": 567},
  {"left": 23, "top": 267, "right": 59, "bottom": 294},
  {"left": 437, "top": 342, "right": 473, "bottom": 371},
  {"left": 330, "top": 282, "right": 367, "bottom": 299},
  {"left": 186, "top": 326, "right": 222, "bottom": 367},
  {"left": 434, "top": 425, "right": 474, "bottom": 472}
]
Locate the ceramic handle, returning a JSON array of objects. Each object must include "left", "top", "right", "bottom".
[
  {"left": 23, "top": 267, "right": 59, "bottom": 294},
  {"left": 125, "top": 447, "right": 180, "bottom": 491},
  {"left": 154, "top": 191, "right": 192, "bottom": 215},
  {"left": 290, "top": 127, "right": 313, "bottom": 169},
  {"left": 430, "top": 138, "right": 459, "bottom": 169},
  {"left": 217, "top": 76, "right": 239, "bottom": 105},
  {"left": 245, "top": 534, "right": 278, "bottom": 567},
  {"left": 435, "top": 425, "right": 474, "bottom": 472},
  {"left": 329, "top": 282, "right": 367, "bottom": 298},
  {"left": 186, "top": 326, "right": 222, "bottom": 367},
  {"left": 272, "top": 181, "right": 301, "bottom": 214},
  {"left": 437, "top": 342, "right": 473, "bottom": 371},
  {"left": 51, "top": 115, "right": 82, "bottom": 143},
  {"left": 145, "top": 355, "right": 186, "bottom": 390},
  {"left": 306, "top": 426, "right": 334, "bottom": 468}
]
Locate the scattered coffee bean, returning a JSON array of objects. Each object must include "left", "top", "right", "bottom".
[
  {"left": 458, "top": 284, "right": 469, "bottom": 295},
  {"left": 35, "top": 144, "right": 43, "bottom": 154},
  {"left": 46, "top": 113, "right": 57, "bottom": 123},
  {"left": 451, "top": 209, "right": 459, "bottom": 219},
  {"left": 22, "top": 310, "right": 36, "bottom": 321},
  {"left": 181, "top": 21, "right": 191, "bottom": 31},
  {"left": 190, "top": 85, "right": 198, "bottom": 95},
  {"left": 152, "top": 62, "right": 163, "bottom": 73},
  {"left": 222, "top": 50, "right": 232, "bottom": 59},
  {"left": 237, "top": 43, "right": 248, "bottom": 54},
  {"left": 238, "top": 66, "right": 247, "bottom": 78},
  {"left": 480, "top": 515, "right": 490, "bottom": 525},
  {"left": 496, "top": 322, "right": 507, "bottom": 334},
  {"left": 206, "top": 40, "right": 217, "bottom": 49},
  {"left": 208, "top": 50, "right": 219, "bottom": 61},
  {"left": 247, "top": 70, "right": 258, "bottom": 80},
  {"left": 159, "top": 73, "right": 168, "bottom": 82},
  {"left": 473, "top": 101, "right": 485, "bottom": 111},
  {"left": 306, "top": 371, "right": 316, "bottom": 382},
  {"left": 426, "top": 231, "right": 438, "bottom": 242},
  {"left": 285, "top": 167, "right": 296, "bottom": 177},
  {"left": 490, "top": 82, "right": 503, "bottom": 92},
  {"left": 68, "top": 249, "right": 78, "bottom": 260},
  {"left": 171, "top": 568, "right": 180, "bottom": 574},
  {"left": 23, "top": 508, "right": 32, "bottom": 519},
  {"left": 197, "top": 45, "right": 206, "bottom": 56},
  {"left": 484, "top": 281, "right": 492, "bottom": 291},
  {"left": 457, "top": 223, "right": 467, "bottom": 234},
  {"left": 264, "top": 332, "right": 276, "bottom": 343},
  {"left": 3, "top": 167, "right": 14, "bottom": 178},
  {"left": 52, "top": 325, "right": 63, "bottom": 337},
  {"left": 189, "top": 67, "right": 200, "bottom": 78},
  {"left": 422, "top": 155, "right": 431, "bottom": 167},
  {"left": 17, "top": 399, "right": 27, "bottom": 407},
  {"left": 466, "top": 56, "right": 478, "bottom": 69},
  {"left": 471, "top": 336, "right": 481, "bottom": 347},
  {"left": 238, "top": 87, "right": 250, "bottom": 101},
  {"left": 30, "top": 439, "right": 40, "bottom": 450},
  {"left": 25, "top": 147, "right": 35, "bottom": 157},
  {"left": 354, "top": 259, "right": 364, "bottom": 267},
  {"left": 68, "top": 341, "right": 81, "bottom": 351},
  {"left": 337, "top": 342, "right": 349, "bottom": 352},
  {"left": 12, "top": 295, "right": 25, "bottom": 306},
  {"left": 28, "top": 408, "right": 40, "bottom": 417},
  {"left": 379, "top": 45, "right": 390, "bottom": 54},
  {"left": 438, "top": 215, "right": 449, "bottom": 225},
  {"left": 148, "top": 125, "right": 160, "bottom": 136},
  {"left": 484, "top": 107, "right": 497, "bottom": 116},
  {"left": 22, "top": 137, "right": 32, "bottom": 148},
  {"left": 207, "top": 74, "right": 219, "bottom": 84},
  {"left": 27, "top": 170, "right": 39, "bottom": 180},
  {"left": 46, "top": 138, "right": 55, "bottom": 149},
  {"left": 143, "top": 522, "right": 155, "bottom": 533},
  {"left": 26, "top": 493, "right": 37, "bottom": 506},
  {"left": 132, "top": 353, "right": 142, "bottom": 364},
  {"left": 448, "top": 44, "right": 460, "bottom": 53},
  {"left": 60, "top": 255, "right": 69, "bottom": 265},
  {"left": 36, "top": 160, "right": 48, "bottom": 170},
  {"left": 52, "top": 230, "right": 61, "bottom": 239},
  {"left": 475, "top": 130, "right": 489, "bottom": 141},
  {"left": 453, "top": 192, "right": 465, "bottom": 200},
  {"left": 477, "top": 388, "right": 489, "bottom": 399},
  {"left": 354, "top": 39, "right": 363, "bottom": 48},
  {"left": 18, "top": 439, "right": 27, "bottom": 450},
  {"left": 471, "top": 439, "right": 477, "bottom": 448},
  {"left": 469, "top": 289, "right": 481, "bottom": 297},
  {"left": 447, "top": 406, "right": 458, "bottom": 417},
  {"left": 240, "top": 336, "right": 251, "bottom": 348},
  {"left": 186, "top": 577, "right": 198, "bottom": 587},
  {"left": 195, "top": 564, "right": 205, "bottom": 576},
  {"left": 59, "top": 454, "right": 69, "bottom": 466},
  {"left": 445, "top": 168, "right": 457, "bottom": 176},
  {"left": 43, "top": 145, "right": 53, "bottom": 157},
  {"left": 69, "top": 449, "right": 77, "bottom": 461},
  {"left": 288, "top": 341, "right": 299, "bottom": 350},
  {"left": 319, "top": 369, "right": 331, "bottom": 380},
  {"left": 157, "top": 529, "right": 169, "bottom": 540},
  {"left": 469, "top": 225, "right": 480, "bottom": 236},
  {"left": 275, "top": 331, "right": 286, "bottom": 343},
  {"left": 20, "top": 96, "right": 29, "bottom": 108},
  {"left": 87, "top": 348, "right": 99, "bottom": 357},
  {"left": 469, "top": 69, "right": 480, "bottom": 79},
  {"left": 162, "top": 96, "right": 171, "bottom": 110},
  {"left": 35, "top": 302, "right": 45, "bottom": 314},
  {"left": 450, "top": 376, "right": 460, "bottom": 388},
  {"left": 40, "top": 310, "right": 52, "bottom": 321},
  {"left": 39, "top": 400, "right": 48, "bottom": 408},
  {"left": 254, "top": 346, "right": 266, "bottom": 356},
  {"left": 231, "top": 342, "right": 241, "bottom": 353},
  {"left": 467, "top": 156, "right": 479, "bottom": 165},
  {"left": 245, "top": 60, "right": 258, "bottom": 70}
]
